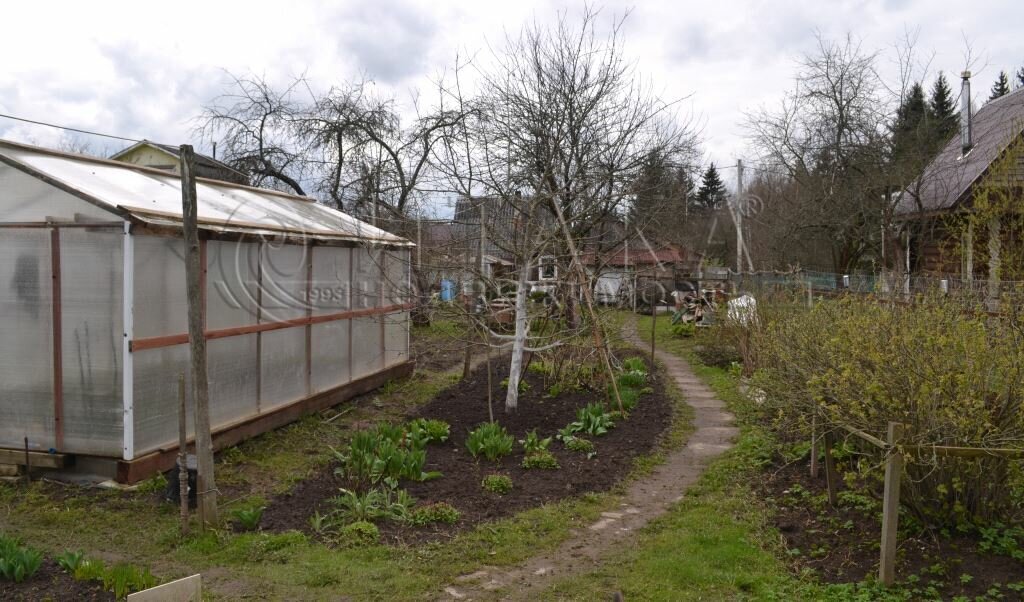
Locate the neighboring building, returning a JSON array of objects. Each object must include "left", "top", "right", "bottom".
[
  {"left": 895, "top": 73, "right": 1024, "bottom": 279},
  {"left": 586, "top": 241, "right": 701, "bottom": 303},
  {"left": 110, "top": 140, "right": 249, "bottom": 185},
  {"left": 0, "top": 139, "right": 412, "bottom": 483}
]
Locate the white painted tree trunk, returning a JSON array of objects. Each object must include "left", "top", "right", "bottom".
[{"left": 505, "top": 259, "right": 531, "bottom": 412}]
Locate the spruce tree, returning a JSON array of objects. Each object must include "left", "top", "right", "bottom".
[
  {"left": 893, "top": 83, "right": 927, "bottom": 150},
  {"left": 695, "top": 163, "right": 727, "bottom": 211},
  {"left": 1017, "top": 67, "right": 1024, "bottom": 88},
  {"left": 928, "top": 73, "right": 957, "bottom": 141},
  {"left": 990, "top": 71, "right": 1010, "bottom": 100}
]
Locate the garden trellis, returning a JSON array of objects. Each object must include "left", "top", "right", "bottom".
[{"left": 0, "top": 139, "right": 413, "bottom": 483}]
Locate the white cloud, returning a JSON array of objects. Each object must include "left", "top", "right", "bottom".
[{"left": 0, "top": 0, "right": 1021, "bottom": 181}]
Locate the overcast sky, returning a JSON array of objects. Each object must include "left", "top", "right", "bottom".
[{"left": 1, "top": 0, "right": 1021, "bottom": 194}]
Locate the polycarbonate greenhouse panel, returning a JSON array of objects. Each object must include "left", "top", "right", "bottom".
[
  {"left": 207, "top": 240, "right": 260, "bottom": 330},
  {"left": 133, "top": 345, "right": 192, "bottom": 455},
  {"left": 351, "top": 316, "right": 384, "bottom": 380},
  {"left": 311, "top": 246, "right": 351, "bottom": 316},
  {"left": 311, "top": 321, "right": 350, "bottom": 393},
  {"left": 133, "top": 235, "right": 187, "bottom": 339},
  {"left": 260, "top": 327, "right": 308, "bottom": 411},
  {"left": 0, "top": 141, "right": 412, "bottom": 246},
  {"left": 59, "top": 228, "right": 124, "bottom": 455},
  {"left": 384, "top": 250, "right": 411, "bottom": 306},
  {"left": 0, "top": 162, "right": 116, "bottom": 223},
  {"left": 352, "top": 248, "right": 381, "bottom": 309},
  {"left": 260, "top": 243, "right": 308, "bottom": 322},
  {"left": 208, "top": 334, "right": 259, "bottom": 426},
  {"left": 384, "top": 311, "right": 410, "bottom": 367},
  {"left": 0, "top": 229, "right": 55, "bottom": 451}
]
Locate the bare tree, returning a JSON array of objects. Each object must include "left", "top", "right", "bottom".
[
  {"left": 746, "top": 33, "right": 892, "bottom": 273},
  {"left": 435, "top": 7, "right": 699, "bottom": 411}
]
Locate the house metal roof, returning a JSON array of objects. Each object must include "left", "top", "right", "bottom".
[
  {"left": 0, "top": 139, "right": 412, "bottom": 246},
  {"left": 897, "top": 86, "right": 1024, "bottom": 215}
]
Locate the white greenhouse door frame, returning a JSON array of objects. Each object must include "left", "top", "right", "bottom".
[{"left": 121, "top": 221, "right": 135, "bottom": 460}]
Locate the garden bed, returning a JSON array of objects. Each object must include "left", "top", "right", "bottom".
[
  {"left": 260, "top": 352, "right": 673, "bottom": 544},
  {"left": 0, "top": 559, "right": 114, "bottom": 601},
  {"left": 761, "top": 452, "right": 1024, "bottom": 599}
]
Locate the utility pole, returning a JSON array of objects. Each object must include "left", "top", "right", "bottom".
[
  {"left": 180, "top": 145, "right": 218, "bottom": 526},
  {"left": 735, "top": 159, "right": 744, "bottom": 274}
]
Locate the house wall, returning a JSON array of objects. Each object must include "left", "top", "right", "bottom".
[{"left": 114, "top": 146, "right": 178, "bottom": 172}]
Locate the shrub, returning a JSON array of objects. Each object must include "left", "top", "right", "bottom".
[
  {"left": 340, "top": 521, "right": 380, "bottom": 546},
  {"left": 693, "top": 334, "right": 742, "bottom": 369},
  {"left": 56, "top": 550, "right": 84, "bottom": 573},
  {"left": 671, "top": 322, "right": 696, "bottom": 337},
  {"left": 409, "top": 502, "right": 460, "bottom": 526},
  {"left": 519, "top": 429, "right": 552, "bottom": 454},
  {"left": 574, "top": 403, "right": 615, "bottom": 436},
  {"left": 466, "top": 422, "right": 515, "bottom": 461},
  {"left": 617, "top": 370, "right": 646, "bottom": 389},
  {"left": 622, "top": 357, "right": 647, "bottom": 373},
  {"left": 0, "top": 536, "right": 42, "bottom": 583},
  {"left": 333, "top": 424, "right": 441, "bottom": 492},
  {"left": 231, "top": 506, "right": 264, "bottom": 531},
  {"left": 753, "top": 295, "right": 1024, "bottom": 525},
  {"left": 611, "top": 386, "right": 640, "bottom": 413},
  {"left": 522, "top": 450, "right": 560, "bottom": 470},
  {"left": 564, "top": 437, "right": 595, "bottom": 455},
  {"left": 103, "top": 563, "right": 158, "bottom": 599},
  {"left": 406, "top": 418, "right": 450, "bottom": 445},
  {"left": 481, "top": 474, "right": 513, "bottom": 495}
]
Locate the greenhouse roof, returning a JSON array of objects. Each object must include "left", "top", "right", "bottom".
[{"left": 0, "top": 139, "right": 412, "bottom": 246}]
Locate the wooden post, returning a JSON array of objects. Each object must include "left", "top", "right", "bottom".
[
  {"left": 177, "top": 372, "right": 189, "bottom": 535},
  {"left": 879, "top": 422, "right": 904, "bottom": 586},
  {"left": 810, "top": 414, "right": 819, "bottom": 479},
  {"left": 650, "top": 297, "right": 657, "bottom": 364},
  {"left": 180, "top": 145, "right": 218, "bottom": 526},
  {"left": 822, "top": 430, "right": 838, "bottom": 506}
]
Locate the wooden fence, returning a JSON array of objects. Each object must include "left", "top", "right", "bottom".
[{"left": 810, "top": 419, "right": 1024, "bottom": 586}]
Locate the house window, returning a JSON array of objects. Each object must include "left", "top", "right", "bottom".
[{"left": 538, "top": 256, "right": 557, "bottom": 281}]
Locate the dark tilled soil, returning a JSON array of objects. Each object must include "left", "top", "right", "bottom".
[
  {"left": 261, "top": 353, "right": 672, "bottom": 544},
  {"left": 762, "top": 454, "right": 1024, "bottom": 598},
  {"left": 0, "top": 559, "right": 114, "bottom": 601}
]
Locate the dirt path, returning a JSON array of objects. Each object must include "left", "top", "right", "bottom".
[{"left": 438, "top": 321, "right": 739, "bottom": 601}]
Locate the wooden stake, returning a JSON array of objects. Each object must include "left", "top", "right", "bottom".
[
  {"left": 810, "top": 414, "right": 819, "bottom": 479},
  {"left": 650, "top": 300, "right": 657, "bottom": 364},
  {"left": 180, "top": 145, "right": 218, "bottom": 526},
  {"left": 177, "top": 372, "right": 189, "bottom": 535},
  {"left": 23, "top": 437, "right": 30, "bottom": 486},
  {"left": 879, "top": 422, "right": 904, "bottom": 586},
  {"left": 822, "top": 430, "right": 838, "bottom": 506},
  {"left": 548, "top": 198, "right": 624, "bottom": 412}
]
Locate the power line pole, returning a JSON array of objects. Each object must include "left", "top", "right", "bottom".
[
  {"left": 180, "top": 145, "right": 218, "bottom": 527},
  {"left": 735, "top": 159, "right": 744, "bottom": 274}
]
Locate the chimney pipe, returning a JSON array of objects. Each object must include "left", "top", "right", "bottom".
[{"left": 961, "top": 71, "right": 973, "bottom": 156}]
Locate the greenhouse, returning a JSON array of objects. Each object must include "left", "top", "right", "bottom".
[{"left": 0, "top": 139, "right": 413, "bottom": 482}]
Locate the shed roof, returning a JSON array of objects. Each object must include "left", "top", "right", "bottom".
[
  {"left": 0, "top": 139, "right": 411, "bottom": 246},
  {"left": 897, "top": 86, "right": 1024, "bottom": 215}
]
